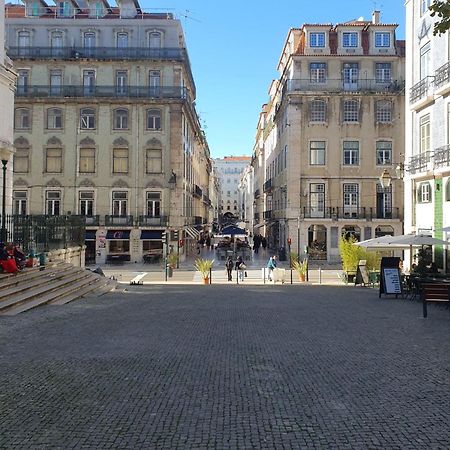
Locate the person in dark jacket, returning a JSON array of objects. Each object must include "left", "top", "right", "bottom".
[
  {"left": 235, "top": 255, "right": 246, "bottom": 282},
  {"left": 225, "top": 256, "right": 234, "bottom": 281}
]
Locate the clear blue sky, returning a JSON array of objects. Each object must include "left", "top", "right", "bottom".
[{"left": 143, "top": 1, "right": 405, "bottom": 158}]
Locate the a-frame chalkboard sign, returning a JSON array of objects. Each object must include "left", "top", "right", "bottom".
[
  {"left": 355, "top": 260, "right": 369, "bottom": 286},
  {"left": 379, "top": 257, "right": 402, "bottom": 298}
]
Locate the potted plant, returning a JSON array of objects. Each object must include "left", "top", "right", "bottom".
[
  {"left": 167, "top": 253, "right": 178, "bottom": 277},
  {"left": 338, "top": 236, "right": 361, "bottom": 282},
  {"left": 194, "top": 258, "right": 214, "bottom": 284},
  {"left": 292, "top": 259, "right": 308, "bottom": 282}
]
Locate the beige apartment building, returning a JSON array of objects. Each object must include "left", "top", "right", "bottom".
[
  {"left": 5, "top": 0, "right": 212, "bottom": 263},
  {"left": 252, "top": 12, "right": 405, "bottom": 262}
]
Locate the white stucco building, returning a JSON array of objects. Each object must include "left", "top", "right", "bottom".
[{"left": 404, "top": 0, "right": 450, "bottom": 269}]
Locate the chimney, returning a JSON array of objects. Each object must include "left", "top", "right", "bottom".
[{"left": 372, "top": 10, "right": 380, "bottom": 24}]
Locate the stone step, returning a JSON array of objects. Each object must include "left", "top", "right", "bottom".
[
  {"left": 0, "top": 269, "right": 92, "bottom": 315},
  {"left": 0, "top": 265, "right": 81, "bottom": 302},
  {"left": 49, "top": 275, "right": 115, "bottom": 305}
]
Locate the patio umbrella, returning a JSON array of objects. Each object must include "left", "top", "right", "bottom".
[{"left": 354, "top": 235, "right": 400, "bottom": 248}]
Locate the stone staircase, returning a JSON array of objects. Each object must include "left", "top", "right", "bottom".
[{"left": 0, "top": 261, "right": 117, "bottom": 316}]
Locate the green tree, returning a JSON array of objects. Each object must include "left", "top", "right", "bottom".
[{"left": 430, "top": 1, "right": 450, "bottom": 36}]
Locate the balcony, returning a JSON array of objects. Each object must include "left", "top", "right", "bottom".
[
  {"left": 284, "top": 78, "right": 403, "bottom": 94},
  {"left": 7, "top": 46, "right": 188, "bottom": 62},
  {"left": 433, "top": 145, "right": 450, "bottom": 169},
  {"left": 409, "top": 76, "right": 434, "bottom": 106},
  {"left": 408, "top": 151, "right": 433, "bottom": 175},
  {"left": 84, "top": 215, "right": 100, "bottom": 226},
  {"left": 302, "top": 207, "right": 334, "bottom": 219},
  {"left": 138, "top": 216, "right": 168, "bottom": 227},
  {"left": 193, "top": 184, "right": 203, "bottom": 198},
  {"left": 15, "top": 85, "right": 188, "bottom": 100},
  {"left": 372, "top": 208, "right": 401, "bottom": 220},
  {"left": 254, "top": 189, "right": 261, "bottom": 199},
  {"left": 435, "top": 61, "right": 450, "bottom": 96},
  {"left": 263, "top": 179, "right": 272, "bottom": 193},
  {"left": 105, "top": 215, "right": 133, "bottom": 226},
  {"left": 263, "top": 210, "right": 272, "bottom": 220}
]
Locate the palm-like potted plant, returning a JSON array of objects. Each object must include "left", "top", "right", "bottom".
[
  {"left": 166, "top": 253, "right": 178, "bottom": 277},
  {"left": 292, "top": 259, "right": 308, "bottom": 282},
  {"left": 194, "top": 258, "right": 214, "bottom": 284}
]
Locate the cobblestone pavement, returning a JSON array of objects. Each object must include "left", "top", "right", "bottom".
[{"left": 1, "top": 285, "right": 449, "bottom": 449}]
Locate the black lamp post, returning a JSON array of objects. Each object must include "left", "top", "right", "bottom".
[{"left": 0, "top": 148, "right": 11, "bottom": 244}]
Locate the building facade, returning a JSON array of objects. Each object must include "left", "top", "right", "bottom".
[
  {"left": 254, "top": 12, "right": 405, "bottom": 262},
  {"left": 5, "top": 0, "right": 211, "bottom": 263},
  {"left": 214, "top": 156, "right": 250, "bottom": 227},
  {"left": 404, "top": 0, "right": 450, "bottom": 269},
  {"left": 0, "top": 0, "right": 16, "bottom": 221}
]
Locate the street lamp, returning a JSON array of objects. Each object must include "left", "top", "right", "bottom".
[
  {"left": 379, "top": 169, "right": 392, "bottom": 189},
  {"left": 0, "top": 146, "right": 12, "bottom": 243}
]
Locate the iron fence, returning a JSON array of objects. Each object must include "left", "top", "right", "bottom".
[{"left": 1, "top": 214, "right": 85, "bottom": 253}]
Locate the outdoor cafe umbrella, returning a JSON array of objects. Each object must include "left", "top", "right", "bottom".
[{"left": 220, "top": 225, "right": 247, "bottom": 256}]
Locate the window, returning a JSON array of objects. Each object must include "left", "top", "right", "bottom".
[
  {"left": 343, "top": 141, "right": 359, "bottom": 165},
  {"left": 80, "top": 108, "right": 95, "bottom": 129},
  {"left": 420, "top": 42, "right": 431, "bottom": 80},
  {"left": 310, "top": 183, "right": 325, "bottom": 217},
  {"left": 146, "top": 149, "right": 162, "bottom": 173},
  {"left": 112, "top": 191, "right": 127, "bottom": 215},
  {"left": 376, "top": 100, "right": 392, "bottom": 123},
  {"left": 421, "top": 0, "right": 431, "bottom": 16},
  {"left": 376, "top": 141, "right": 392, "bottom": 165},
  {"left": 79, "top": 191, "right": 94, "bottom": 216},
  {"left": 13, "top": 191, "right": 27, "bottom": 215},
  {"left": 113, "top": 148, "right": 129, "bottom": 174},
  {"left": 13, "top": 148, "right": 29, "bottom": 173},
  {"left": 309, "top": 32, "right": 325, "bottom": 48},
  {"left": 14, "top": 108, "right": 30, "bottom": 129},
  {"left": 17, "top": 70, "right": 29, "bottom": 95},
  {"left": 83, "top": 32, "right": 96, "bottom": 55},
  {"left": 376, "top": 184, "right": 392, "bottom": 218},
  {"left": 310, "top": 63, "right": 327, "bottom": 83},
  {"left": 375, "top": 63, "right": 391, "bottom": 83},
  {"left": 342, "top": 63, "right": 359, "bottom": 89},
  {"left": 418, "top": 183, "right": 431, "bottom": 203},
  {"left": 343, "top": 32, "right": 358, "bottom": 47},
  {"left": 50, "top": 31, "right": 63, "bottom": 56},
  {"left": 83, "top": 70, "right": 95, "bottom": 96},
  {"left": 115, "top": 70, "right": 128, "bottom": 95},
  {"left": 116, "top": 32, "right": 128, "bottom": 49},
  {"left": 113, "top": 109, "right": 129, "bottom": 130},
  {"left": 146, "top": 192, "right": 161, "bottom": 216},
  {"left": 310, "top": 141, "right": 326, "bottom": 165},
  {"left": 47, "top": 108, "right": 63, "bottom": 129},
  {"left": 149, "top": 70, "right": 160, "bottom": 96},
  {"left": 420, "top": 114, "right": 431, "bottom": 153},
  {"left": 310, "top": 100, "right": 327, "bottom": 122},
  {"left": 46, "top": 148, "right": 62, "bottom": 173},
  {"left": 49, "top": 69, "right": 62, "bottom": 96},
  {"left": 343, "top": 99, "right": 359, "bottom": 122},
  {"left": 149, "top": 31, "right": 162, "bottom": 48},
  {"left": 343, "top": 184, "right": 359, "bottom": 215},
  {"left": 375, "top": 32, "right": 390, "bottom": 47},
  {"left": 146, "top": 109, "right": 161, "bottom": 130},
  {"left": 18, "top": 31, "right": 30, "bottom": 56},
  {"left": 79, "top": 148, "right": 95, "bottom": 173},
  {"left": 46, "top": 190, "right": 61, "bottom": 215},
  {"left": 57, "top": 1, "right": 71, "bottom": 17}
]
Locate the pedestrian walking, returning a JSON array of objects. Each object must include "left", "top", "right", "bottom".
[
  {"left": 225, "top": 256, "right": 234, "bottom": 282},
  {"left": 235, "top": 255, "right": 246, "bottom": 282},
  {"left": 261, "top": 236, "right": 267, "bottom": 251},
  {"left": 266, "top": 255, "right": 277, "bottom": 281},
  {"left": 253, "top": 234, "right": 261, "bottom": 254}
]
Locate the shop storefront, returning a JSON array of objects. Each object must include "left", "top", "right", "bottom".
[{"left": 106, "top": 230, "right": 131, "bottom": 262}]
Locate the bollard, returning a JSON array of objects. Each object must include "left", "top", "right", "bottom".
[
  {"left": 236, "top": 268, "right": 239, "bottom": 285},
  {"left": 263, "top": 267, "right": 266, "bottom": 284},
  {"left": 319, "top": 266, "right": 322, "bottom": 285},
  {"left": 290, "top": 268, "right": 293, "bottom": 284},
  {"left": 209, "top": 267, "right": 212, "bottom": 285},
  {"left": 165, "top": 257, "right": 168, "bottom": 282}
]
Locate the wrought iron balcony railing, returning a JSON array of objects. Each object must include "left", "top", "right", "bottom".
[
  {"left": 83, "top": 215, "right": 100, "bottom": 226},
  {"left": 302, "top": 207, "right": 334, "bottom": 219},
  {"left": 408, "top": 151, "right": 433, "bottom": 174},
  {"left": 105, "top": 215, "right": 134, "bottom": 226},
  {"left": 433, "top": 145, "right": 450, "bottom": 169},
  {"left": 7, "top": 46, "right": 188, "bottom": 62},
  {"left": 410, "top": 76, "right": 434, "bottom": 104},
  {"left": 301, "top": 207, "right": 401, "bottom": 220},
  {"left": 15, "top": 85, "right": 188, "bottom": 100},
  {"left": 284, "top": 78, "right": 403, "bottom": 94},
  {"left": 434, "top": 61, "right": 450, "bottom": 89},
  {"left": 138, "top": 215, "right": 168, "bottom": 227},
  {"left": 263, "top": 179, "right": 272, "bottom": 193}
]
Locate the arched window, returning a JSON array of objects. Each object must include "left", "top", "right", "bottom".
[
  {"left": 146, "top": 109, "right": 161, "bottom": 130},
  {"left": 80, "top": 108, "right": 95, "bottom": 129},
  {"left": 14, "top": 108, "right": 31, "bottom": 130},
  {"left": 47, "top": 108, "right": 63, "bottom": 129},
  {"left": 149, "top": 31, "right": 162, "bottom": 48},
  {"left": 113, "top": 108, "right": 129, "bottom": 130}
]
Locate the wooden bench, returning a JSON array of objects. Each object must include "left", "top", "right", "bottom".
[{"left": 420, "top": 282, "right": 450, "bottom": 318}]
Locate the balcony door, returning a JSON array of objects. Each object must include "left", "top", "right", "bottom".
[
  {"left": 309, "top": 183, "right": 325, "bottom": 218},
  {"left": 83, "top": 70, "right": 95, "bottom": 96},
  {"left": 376, "top": 184, "right": 392, "bottom": 219},
  {"left": 343, "top": 183, "right": 359, "bottom": 218},
  {"left": 343, "top": 63, "right": 359, "bottom": 91}
]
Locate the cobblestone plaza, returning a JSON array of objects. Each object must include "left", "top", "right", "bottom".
[{"left": 0, "top": 285, "right": 449, "bottom": 449}]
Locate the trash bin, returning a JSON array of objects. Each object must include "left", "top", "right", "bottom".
[{"left": 278, "top": 246, "right": 287, "bottom": 261}]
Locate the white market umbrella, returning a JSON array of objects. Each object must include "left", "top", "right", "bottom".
[{"left": 354, "top": 235, "right": 400, "bottom": 248}]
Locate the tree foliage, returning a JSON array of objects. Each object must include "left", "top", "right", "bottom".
[
  {"left": 430, "top": 1, "right": 450, "bottom": 36},
  {"left": 338, "top": 236, "right": 381, "bottom": 273}
]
